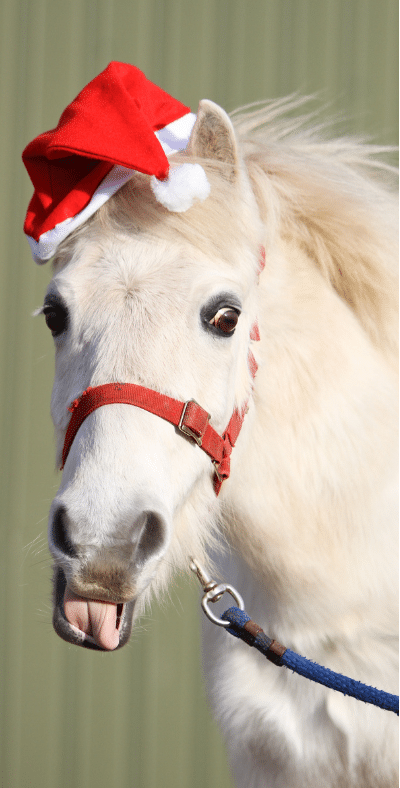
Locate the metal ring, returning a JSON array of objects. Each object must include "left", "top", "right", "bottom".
[{"left": 201, "top": 584, "right": 245, "bottom": 627}]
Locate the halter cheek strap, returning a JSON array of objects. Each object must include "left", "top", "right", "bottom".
[{"left": 60, "top": 247, "right": 265, "bottom": 495}]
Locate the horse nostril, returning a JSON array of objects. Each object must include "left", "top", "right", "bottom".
[
  {"left": 52, "top": 505, "right": 78, "bottom": 558},
  {"left": 136, "top": 511, "right": 165, "bottom": 566}
]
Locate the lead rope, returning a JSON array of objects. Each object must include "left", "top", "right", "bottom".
[{"left": 190, "top": 559, "right": 399, "bottom": 715}]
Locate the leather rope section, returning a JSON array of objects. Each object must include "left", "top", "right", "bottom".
[{"left": 221, "top": 607, "right": 399, "bottom": 714}]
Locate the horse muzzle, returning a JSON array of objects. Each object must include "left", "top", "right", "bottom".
[
  {"left": 52, "top": 566, "right": 136, "bottom": 650},
  {"left": 49, "top": 501, "right": 169, "bottom": 650}
]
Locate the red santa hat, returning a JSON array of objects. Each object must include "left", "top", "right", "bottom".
[{"left": 22, "top": 61, "right": 210, "bottom": 263}]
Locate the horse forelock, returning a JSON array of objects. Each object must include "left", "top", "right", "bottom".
[{"left": 53, "top": 157, "right": 263, "bottom": 275}]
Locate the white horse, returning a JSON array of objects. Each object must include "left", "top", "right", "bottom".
[{"left": 40, "top": 98, "right": 398, "bottom": 787}]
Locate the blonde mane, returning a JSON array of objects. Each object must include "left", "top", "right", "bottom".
[{"left": 233, "top": 99, "right": 398, "bottom": 356}]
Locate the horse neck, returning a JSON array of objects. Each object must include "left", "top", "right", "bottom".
[{"left": 220, "top": 237, "right": 398, "bottom": 642}]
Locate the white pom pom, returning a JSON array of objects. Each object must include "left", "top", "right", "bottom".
[{"left": 150, "top": 163, "right": 210, "bottom": 212}]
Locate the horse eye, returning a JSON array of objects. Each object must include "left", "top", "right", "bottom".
[
  {"left": 209, "top": 308, "right": 240, "bottom": 335},
  {"left": 43, "top": 305, "right": 67, "bottom": 336}
]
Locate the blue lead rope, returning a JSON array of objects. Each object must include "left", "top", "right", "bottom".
[{"left": 221, "top": 606, "right": 399, "bottom": 715}]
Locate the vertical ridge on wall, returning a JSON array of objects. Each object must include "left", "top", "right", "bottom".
[{"left": 1, "top": 2, "right": 397, "bottom": 787}]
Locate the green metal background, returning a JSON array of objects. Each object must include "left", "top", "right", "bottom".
[{"left": 0, "top": 2, "right": 397, "bottom": 787}]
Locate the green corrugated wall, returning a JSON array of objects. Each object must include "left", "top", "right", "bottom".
[{"left": 0, "top": 2, "right": 397, "bottom": 787}]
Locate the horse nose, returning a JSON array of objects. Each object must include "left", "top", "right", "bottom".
[
  {"left": 134, "top": 510, "right": 166, "bottom": 565},
  {"left": 50, "top": 503, "right": 167, "bottom": 566},
  {"left": 51, "top": 504, "right": 78, "bottom": 557}
]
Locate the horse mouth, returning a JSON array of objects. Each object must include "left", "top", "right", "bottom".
[{"left": 52, "top": 566, "right": 136, "bottom": 651}]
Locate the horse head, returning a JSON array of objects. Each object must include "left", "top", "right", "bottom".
[{"left": 43, "top": 101, "right": 263, "bottom": 650}]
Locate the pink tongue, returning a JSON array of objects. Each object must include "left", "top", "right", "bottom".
[{"left": 63, "top": 586, "right": 120, "bottom": 650}]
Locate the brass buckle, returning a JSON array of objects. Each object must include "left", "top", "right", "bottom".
[{"left": 178, "top": 399, "right": 210, "bottom": 447}]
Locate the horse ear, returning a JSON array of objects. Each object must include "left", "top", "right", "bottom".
[{"left": 186, "top": 99, "right": 239, "bottom": 181}]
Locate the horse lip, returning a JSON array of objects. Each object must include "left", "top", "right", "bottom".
[{"left": 52, "top": 566, "right": 135, "bottom": 651}]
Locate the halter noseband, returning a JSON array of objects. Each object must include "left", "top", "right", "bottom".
[
  {"left": 62, "top": 383, "right": 251, "bottom": 494},
  {"left": 60, "top": 247, "right": 265, "bottom": 496}
]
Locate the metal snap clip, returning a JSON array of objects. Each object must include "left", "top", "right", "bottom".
[{"left": 190, "top": 558, "right": 245, "bottom": 628}]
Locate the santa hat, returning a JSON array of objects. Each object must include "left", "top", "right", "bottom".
[{"left": 22, "top": 61, "right": 210, "bottom": 263}]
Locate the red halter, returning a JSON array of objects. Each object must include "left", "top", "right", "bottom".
[
  {"left": 60, "top": 247, "right": 265, "bottom": 495},
  {"left": 62, "top": 382, "right": 249, "bottom": 494}
]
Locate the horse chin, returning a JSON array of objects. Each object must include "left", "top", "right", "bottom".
[{"left": 52, "top": 566, "right": 136, "bottom": 651}]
